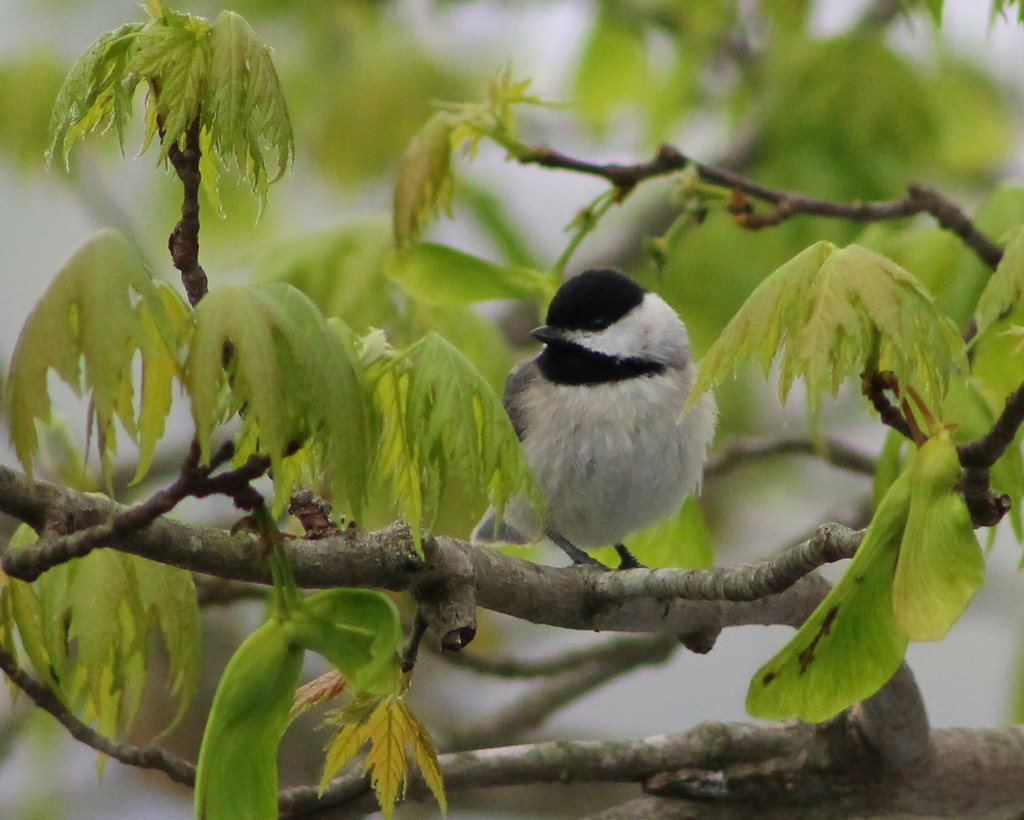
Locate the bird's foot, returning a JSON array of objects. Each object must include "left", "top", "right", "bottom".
[{"left": 614, "top": 543, "right": 646, "bottom": 570}]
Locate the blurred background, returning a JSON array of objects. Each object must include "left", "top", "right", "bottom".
[{"left": 2, "top": 1, "right": 1024, "bottom": 817}]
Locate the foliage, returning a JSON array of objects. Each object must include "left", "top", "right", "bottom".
[
  {"left": 4, "top": 228, "right": 186, "bottom": 483},
  {"left": 5, "top": 0, "right": 1024, "bottom": 817},
  {"left": 748, "top": 431, "right": 984, "bottom": 721},
  {"left": 1, "top": 524, "right": 200, "bottom": 747},
  {"left": 691, "top": 241, "right": 968, "bottom": 420},
  {"left": 319, "top": 693, "right": 446, "bottom": 819},
  {"left": 47, "top": 0, "right": 292, "bottom": 212},
  {"left": 195, "top": 551, "right": 441, "bottom": 820}
]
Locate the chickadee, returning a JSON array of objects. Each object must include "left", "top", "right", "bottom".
[{"left": 473, "top": 268, "right": 716, "bottom": 568}]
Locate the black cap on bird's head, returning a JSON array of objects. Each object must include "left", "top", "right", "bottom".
[{"left": 543, "top": 269, "right": 647, "bottom": 332}]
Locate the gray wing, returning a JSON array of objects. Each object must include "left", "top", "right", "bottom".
[{"left": 502, "top": 358, "right": 540, "bottom": 441}]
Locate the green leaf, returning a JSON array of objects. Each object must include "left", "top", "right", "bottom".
[
  {"left": 194, "top": 617, "right": 305, "bottom": 820},
  {"left": 4, "top": 527, "right": 200, "bottom": 741},
  {"left": 892, "top": 431, "right": 984, "bottom": 640},
  {"left": 294, "top": 589, "right": 403, "bottom": 696},
  {"left": 393, "top": 112, "right": 455, "bottom": 247},
  {"left": 134, "top": 282, "right": 191, "bottom": 483},
  {"left": 205, "top": 10, "right": 294, "bottom": 210},
  {"left": 747, "top": 466, "right": 912, "bottom": 722},
  {"left": 975, "top": 225, "right": 1024, "bottom": 338},
  {"left": 46, "top": 22, "right": 145, "bottom": 165},
  {"left": 185, "top": 283, "right": 369, "bottom": 516},
  {"left": 319, "top": 694, "right": 446, "bottom": 819},
  {"left": 133, "top": 559, "right": 201, "bottom": 734},
  {"left": 5, "top": 229, "right": 183, "bottom": 482},
  {"left": 626, "top": 496, "right": 713, "bottom": 569},
  {"left": 692, "top": 242, "right": 967, "bottom": 420},
  {"left": 257, "top": 220, "right": 395, "bottom": 332},
  {"left": 47, "top": 5, "right": 292, "bottom": 213},
  {"left": 365, "top": 332, "right": 536, "bottom": 545},
  {"left": 386, "top": 243, "right": 553, "bottom": 306},
  {"left": 922, "top": 0, "right": 944, "bottom": 25}
]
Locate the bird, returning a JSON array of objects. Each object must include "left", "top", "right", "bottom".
[{"left": 472, "top": 268, "right": 716, "bottom": 568}]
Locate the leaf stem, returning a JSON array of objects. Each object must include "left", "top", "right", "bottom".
[{"left": 550, "top": 188, "right": 616, "bottom": 283}]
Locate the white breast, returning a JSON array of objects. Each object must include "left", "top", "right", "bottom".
[{"left": 506, "top": 363, "right": 716, "bottom": 549}]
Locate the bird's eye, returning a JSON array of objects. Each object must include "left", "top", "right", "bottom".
[{"left": 589, "top": 317, "right": 610, "bottom": 331}]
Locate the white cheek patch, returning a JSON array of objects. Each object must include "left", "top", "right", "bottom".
[{"left": 563, "top": 295, "right": 688, "bottom": 364}]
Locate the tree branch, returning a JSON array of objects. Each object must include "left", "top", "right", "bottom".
[
  {"left": 167, "top": 117, "right": 208, "bottom": 306},
  {"left": 442, "top": 632, "right": 675, "bottom": 679},
  {"left": 0, "top": 463, "right": 854, "bottom": 637},
  {"left": 519, "top": 145, "right": 1003, "bottom": 269},
  {"left": 0, "top": 647, "right": 196, "bottom": 787},
  {"left": 443, "top": 634, "right": 678, "bottom": 752},
  {"left": 0, "top": 442, "right": 269, "bottom": 582},
  {"left": 705, "top": 435, "right": 876, "bottom": 479},
  {"left": 278, "top": 720, "right": 1024, "bottom": 819}
]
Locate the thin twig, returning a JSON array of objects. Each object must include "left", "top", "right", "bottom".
[
  {"left": 519, "top": 146, "right": 1003, "bottom": 269},
  {"left": 1, "top": 441, "right": 269, "bottom": 582},
  {"left": 444, "top": 634, "right": 678, "bottom": 752},
  {"left": 167, "top": 118, "right": 208, "bottom": 306},
  {"left": 440, "top": 633, "right": 675, "bottom": 680},
  {"left": 0, "top": 647, "right": 196, "bottom": 786},
  {"left": 861, "top": 371, "right": 915, "bottom": 441},
  {"left": 956, "top": 381, "right": 1024, "bottom": 526},
  {"left": 705, "top": 435, "right": 876, "bottom": 479}
]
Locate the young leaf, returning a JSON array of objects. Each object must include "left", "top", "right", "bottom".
[
  {"left": 692, "top": 242, "right": 967, "bottom": 419},
  {"left": 5, "top": 229, "right": 183, "bottom": 481},
  {"left": 194, "top": 617, "right": 305, "bottom": 820},
  {"left": 365, "top": 332, "right": 535, "bottom": 546},
  {"left": 746, "top": 467, "right": 913, "bottom": 723},
  {"left": 293, "top": 588, "right": 404, "bottom": 697},
  {"left": 320, "top": 695, "right": 446, "bottom": 818},
  {"left": 205, "top": 10, "right": 294, "bottom": 209},
  {"left": 4, "top": 525, "right": 200, "bottom": 741},
  {"left": 386, "top": 242, "right": 553, "bottom": 305},
  {"left": 48, "top": 3, "right": 292, "bottom": 213},
  {"left": 892, "top": 431, "right": 984, "bottom": 640},
  {"left": 133, "top": 558, "right": 201, "bottom": 733},
  {"left": 46, "top": 22, "right": 145, "bottom": 164},
  {"left": 184, "top": 283, "right": 368, "bottom": 515},
  {"left": 393, "top": 111, "right": 455, "bottom": 246},
  {"left": 974, "top": 224, "right": 1024, "bottom": 338}
]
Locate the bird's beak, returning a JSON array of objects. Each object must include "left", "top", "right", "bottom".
[{"left": 531, "top": 325, "right": 566, "bottom": 345}]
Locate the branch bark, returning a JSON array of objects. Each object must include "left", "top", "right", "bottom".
[
  {"left": 167, "top": 118, "right": 208, "bottom": 306},
  {"left": 0, "top": 463, "right": 848, "bottom": 637},
  {"left": 278, "top": 721, "right": 1024, "bottom": 819},
  {"left": 518, "top": 145, "right": 1004, "bottom": 270}
]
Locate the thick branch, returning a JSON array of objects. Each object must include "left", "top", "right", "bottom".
[
  {"left": 279, "top": 721, "right": 1024, "bottom": 819},
  {"left": 0, "top": 464, "right": 852, "bottom": 637},
  {"left": 519, "top": 146, "right": 1003, "bottom": 269}
]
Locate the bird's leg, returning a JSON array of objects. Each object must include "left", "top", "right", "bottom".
[
  {"left": 548, "top": 532, "right": 609, "bottom": 569},
  {"left": 614, "top": 543, "right": 645, "bottom": 570}
]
